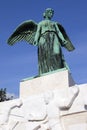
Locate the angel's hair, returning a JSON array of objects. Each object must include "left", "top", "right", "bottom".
[{"left": 43, "top": 8, "right": 54, "bottom": 18}]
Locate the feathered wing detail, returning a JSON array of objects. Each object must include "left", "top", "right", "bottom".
[
  {"left": 7, "top": 20, "right": 37, "bottom": 45},
  {"left": 57, "top": 23, "right": 75, "bottom": 51}
]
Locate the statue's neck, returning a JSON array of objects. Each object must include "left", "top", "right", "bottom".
[{"left": 45, "top": 17, "right": 51, "bottom": 20}]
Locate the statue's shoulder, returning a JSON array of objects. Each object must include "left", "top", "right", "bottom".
[
  {"left": 54, "top": 21, "right": 60, "bottom": 25},
  {"left": 38, "top": 20, "right": 46, "bottom": 25}
]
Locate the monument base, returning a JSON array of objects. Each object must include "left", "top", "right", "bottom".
[
  {"left": 20, "top": 69, "right": 75, "bottom": 98},
  {"left": 0, "top": 84, "right": 87, "bottom": 130},
  {"left": 0, "top": 68, "right": 87, "bottom": 130}
]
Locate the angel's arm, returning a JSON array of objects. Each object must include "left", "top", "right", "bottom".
[
  {"left": 55, "top": 22, "right": 75, "bottom": 51},
  {"left": 55, "top": 23, "right": 67, "bottom": 46},
  {"left": 34, "top": 23, "right": 41, "bottom": 45}
]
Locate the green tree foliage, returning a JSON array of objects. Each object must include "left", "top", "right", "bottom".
[
  {"left": 0, "top": 88, "right": 14, "bottom": 102},
  {"left": 0, "top": 88, "right": 7, "bottom": 102}
]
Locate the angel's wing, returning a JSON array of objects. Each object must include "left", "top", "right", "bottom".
[
  {"left": 57, "top": 23, "right": 75, "bottom": 51},
  {"left": 7, "top": 20, "right": 37, "bottom": 45}
]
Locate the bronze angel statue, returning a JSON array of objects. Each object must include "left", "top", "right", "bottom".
[{"left": 7, "top": 8, "right": 75, "bottom": 75}]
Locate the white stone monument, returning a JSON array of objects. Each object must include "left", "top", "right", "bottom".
[{"left": 0, "top": 69, "right": 87, "bottom": 130}]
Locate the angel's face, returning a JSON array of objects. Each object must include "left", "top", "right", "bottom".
[
  {"left": 44, "top": 8, "right": 54, "bottom": 20},
  {"left": 47, "top": 10, "right": 54, "bottom": 19},
  {"left": 47, "top": 10, "right": 53, "bottom": 18}
]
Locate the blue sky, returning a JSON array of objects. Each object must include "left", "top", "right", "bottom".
[{"left": 0, "top": 0, "right": 87, "bottom": 96}]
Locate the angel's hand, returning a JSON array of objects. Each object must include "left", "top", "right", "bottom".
[
  {"left": 33, "top": 41, "right": 38, "bottom": 46},
  {"left": 62, "top": 40, "right": 68, "bottom": 46}
]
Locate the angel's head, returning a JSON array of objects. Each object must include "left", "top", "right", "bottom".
[{"left": 43, "top": 8, "right": 54, "bottom": 20}]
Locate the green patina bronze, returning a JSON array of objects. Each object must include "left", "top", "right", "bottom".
[{"left": 7, "top": 8, "right": 75, "bottom": 75}]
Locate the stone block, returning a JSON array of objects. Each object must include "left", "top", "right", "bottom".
[{"left": 20, "top": 69, "right": 75, "bottom": 98}]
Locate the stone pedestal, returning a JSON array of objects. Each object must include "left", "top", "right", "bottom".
[{"left": 20, "top": 69, "right": 75, "bottom": 98}]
